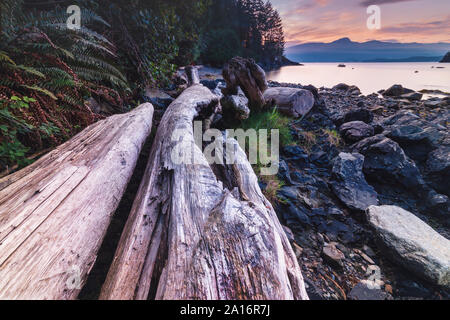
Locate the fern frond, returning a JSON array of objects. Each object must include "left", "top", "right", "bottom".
[
  {"left": 0, "top": 51, "right": 16, "bottom": 65},
  {"left": 20, "top": 85, "right": 57, "bottom": 100},
  {"left": 13, "top": 65, "right": 46, "bottom": 78}
]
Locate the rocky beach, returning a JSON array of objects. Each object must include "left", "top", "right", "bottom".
[{"left": 158, "top": 65, "right": 450, "bottom": 300}]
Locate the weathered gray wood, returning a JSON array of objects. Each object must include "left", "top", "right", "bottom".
[
  {"left": 100, "top": 84, "right": 308, "bottom": 300},
  {"left": 0, "top": 103, "right": 154, "bottom": 299},
  {"left": 185, "top": 66, "right": 200, "bottom": 86},
  {"left": 222, "top": 57, "right": 268, "bottom": 109},
  {"left": 264, "top": 87, "right": 315, "bottom": 118}
]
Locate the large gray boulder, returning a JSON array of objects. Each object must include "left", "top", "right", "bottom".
[
  {"left": 264, "top": 87, "right": 315, "bottom": 118},
  {"left": 366, "top": 205, "right": 450, "bottom": 287},
  {"left": 330, "top": 153, "right": 378, "bottom": 211}
]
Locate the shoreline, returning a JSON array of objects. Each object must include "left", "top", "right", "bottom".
[{"left": 195, "top": 67, "right": 450, "bottom": 300}]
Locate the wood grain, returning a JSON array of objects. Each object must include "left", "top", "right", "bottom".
[
  {"left": 100, "top": 85, "right": 308, "bottom": 300},
  {"left": 0, "top": 103, "right": 154, "bottom": 299}
]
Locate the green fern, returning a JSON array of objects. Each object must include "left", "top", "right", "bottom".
[{"left": 20, "top": 85, "right": 58, "bottom": 100}]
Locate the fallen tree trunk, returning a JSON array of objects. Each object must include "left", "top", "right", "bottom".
[
  {"left": 264, "top": 87, "right": 315, "bottom": 118},
  {"left": 100, "top": 84, "right": 308, "bottom": 300},
  {"left": 0, "top": 103, "right": 154, "bottom": 299}
]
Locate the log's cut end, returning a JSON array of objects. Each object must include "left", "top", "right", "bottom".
[
  {"left": 0, "top": 103, "right": 154, "bottom": 300},
  {"left": 99, "top": 85, "right": 309, "bottom": 300},
  {"left": 264, "top": 87, "right": 315, "bottom": 118}
]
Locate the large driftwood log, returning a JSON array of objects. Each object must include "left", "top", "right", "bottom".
[
  {"left": 0, "top": 103, "right": 154, "bottom": 299},
  {"left": 100, "top": 84, "right": 308, "bottom": 300},
  {"left": 222, "top": 57, "right": 268, "bottom": 109},
  {"left": 264, "top": 87, "right": 315, "bottom": 118}
]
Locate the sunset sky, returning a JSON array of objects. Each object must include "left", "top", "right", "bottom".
[{"left": 270, "top": 0, "right": 450, "bottom": 46}]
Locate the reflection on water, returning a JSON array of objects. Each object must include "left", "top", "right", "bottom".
[{"left": 267, "top": 63, "right": 450, "bottom": 96}]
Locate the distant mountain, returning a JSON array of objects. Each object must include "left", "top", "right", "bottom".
[
  {"left": 363, "top": 56, "right": 443, "bottom": 63},
  {"left": 286, "top": 38, "right": 450, "bottom": 63},
  {"left": 440, "top": 52, "right": 450, "bottom": 63}
]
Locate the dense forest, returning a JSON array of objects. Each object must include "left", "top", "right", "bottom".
[{"left": 0, "top": 0, "right": 285, "bottom": 172}]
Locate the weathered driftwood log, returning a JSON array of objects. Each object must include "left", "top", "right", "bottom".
[
  {"left": 222, "top": 57, "right": 268, "bottom": 109},
  {"left": 100, "top": 84, "right": 308, "bottom": 300},
  {"left": 0, "top": 103, "right": 154, "bottom": 299},
  {"left": 264, "top": 87, "right": 315, "bottom": 118},
  {"left": 185, "top": 66, "right": 200, "bottom": 86}
]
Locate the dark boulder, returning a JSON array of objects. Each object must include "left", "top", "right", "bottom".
[
  {"left": 277, "top": 160, "right": 294, "bottom": 185},
  {"left": 332, "top": 83, "right": 361, "bottom": 95},
  {"left": 426, "top": 145, "right": 450, "bottom": 196},
  {"left": 401, "top": 92, "right": 423, "bottom": 101},
  {"left": 283, "top": 146, "right": 309, "bottom": 168},
  {"left": 330, "top": 153, "right": 378, "bottom": 212},
  {"left": 383, "top": 111, "right": 445, "bottom": 163},
  {"left": 277, "top": 186, "right": 298, "bottom": 202},
  {"left": 283, "top": 203, "right": 311, "bottom": 226},
  {"left": 200, "top": 79, "right": 220, "bottom": 90},
  {"left": 339, "top": 121, "right": 374, "bottom": 143},
  {"left": 333, "top": 83, "right": 350, "bottom": 91},
  {"left": 352, "top": 135, "right": 429, "bottom": 195},
  {"left": 383, "top": 84, "right": 414, "bottom": 97},
  {"left": 333, "top": 108, "right": 374, "bottom": 127},
  {"left": 143, "top": 88, "right": 174, "bottom": 109}
]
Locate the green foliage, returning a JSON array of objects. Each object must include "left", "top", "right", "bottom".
[
  {"left": 0, "top": 96, "right": 34, "bottom": 168},
  {"left": 241, "top": 108, "right": 293, "bottom": 146},
  {"left": 201, "top": 0, "right": 285, "bottom": 66},
  {"left": 237, "top": 108, "right": 293, "bottom": 177},
  {"left": 0, "top": 0, "right": 285, "bottom": 172},
  {"left": 202, "top": 29, "right": 242, "bottom": 67}
]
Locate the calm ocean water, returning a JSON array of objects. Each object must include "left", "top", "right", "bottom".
[{"left": 267, "top": 62, "right": 450, "bottom": 96}]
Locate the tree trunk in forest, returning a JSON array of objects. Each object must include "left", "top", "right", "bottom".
[
  {"left": 222, "top": 57, "right": 268, "bottom": 109},
  {"left": 0, "top": 103, "right": 154, "bottom": 299},
  {"left": 99, "top": 83, "right": 309, "bottom": 300},
  {"left": 264, "top": 87, "right": 315, "bottom": 118}
]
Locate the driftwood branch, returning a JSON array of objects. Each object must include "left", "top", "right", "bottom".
[
  {"left": 0, "top": 103, "right": 154, "bottom": 299},
  {"left": 222, "top": 57, "right": 268, "bottom": 109},
  {"left": 100, "top": 84, "right": 308, "bottom": 300}
]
